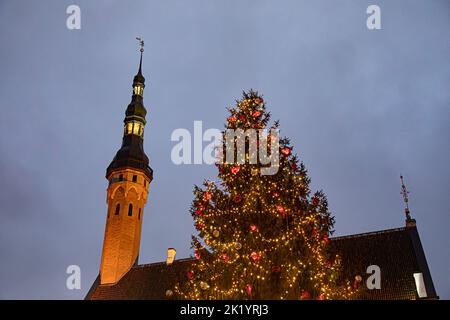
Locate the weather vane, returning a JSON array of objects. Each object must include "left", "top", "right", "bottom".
[
  {"left": 400, "top": 175, "right": 412, "bottom": 221},
  {"left": 136, "top": 37, "right": 144, "bottom": 53}
]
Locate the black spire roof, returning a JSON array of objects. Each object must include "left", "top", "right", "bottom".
[
  {"left": 106, "top": 50, "right": 153, "bottom": 181},
  {"left": 126, "top": 51, "right": 147, "bottom": 122},
  {"left": 133, "top": 52, "right": 145, "bottom": 84}
]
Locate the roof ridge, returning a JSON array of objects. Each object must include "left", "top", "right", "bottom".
[
  {"left": 331, "top": 226, "right": 408, "bottom": 241},
  {"left": 134, "top": 257, "right": 193, "bottom": 268},
  {"left": 133, "top": 228, "right": 411, "bottom": 267}
]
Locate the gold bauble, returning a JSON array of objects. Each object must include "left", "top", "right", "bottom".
[{"left": 200, "top": 281, "right": 210, "bottom": 290}]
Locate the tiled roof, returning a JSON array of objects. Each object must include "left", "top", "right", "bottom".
[
  {"left": 86, "top": 225, "right": 437, "bottom": 300},
  {"left": 331, "top": 225, "right": 437, "bottom": 299}
]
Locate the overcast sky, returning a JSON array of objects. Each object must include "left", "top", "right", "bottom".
[{"left": 0, "top": 0, "right": 449, "bottom": 299}]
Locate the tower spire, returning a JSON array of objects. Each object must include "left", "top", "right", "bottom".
[
  {"left": 100, "top": 40, "right": 153, "bottom": 284},
  {"left": 136, "top": 37, "right": 144, "bottom": 76},
  {"left": 400, "top": 175, "right": 415, "bottom": 227},
  {"left": 106, "top": 38, "right": 152, "bottom": 179},
  {"left": 132, "top": 37, "right": 145, "bottom": 91}
]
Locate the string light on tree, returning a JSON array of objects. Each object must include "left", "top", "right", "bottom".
[{"left": 175, "top": 90, "right": 357, "bottom": 300}]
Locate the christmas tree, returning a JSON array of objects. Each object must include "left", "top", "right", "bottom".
[{"left": 176, "top": 90, "right": 356, "bottom": 300}]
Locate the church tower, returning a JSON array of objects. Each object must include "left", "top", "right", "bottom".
[{"left": 99, "top": 43, "right": 153, "bottom": 285}]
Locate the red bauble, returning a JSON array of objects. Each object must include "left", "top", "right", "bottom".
[
  {"left": 317, "top": 293, "right": 325, "bottom": 300},
  {"left": 222, "top": 253, "right": 230, "bottom": 263},
  {"left": 300, "top": 290, "right": 310, "bottom": 300},
  {"left": 250, "top": 224, "right": 258, "bottom": 232},
  {"left": 246, "top": 284, "right": 253, "bottom": 296},
  {"left": 253, "top": 110, "right": 261, "bottom": 118},
  {"left": 323, "top": 234, "right": 329, "bottom": 244},
  {"left": 273, "top": 191, "right": 279, "bottom": 198},
  {"left": 353, "top": 275, "right": 363, "bottom": 289},
  {"left": 271, "top": 265, "right": 281, "bottom": 273},
  {"left": 194, "top": 209, "right": 203, "bottom": 216},
  {"left": 290, "top": 162, "right": 297, "bottom": 170},
  {"left": 277, "top": 205, "right": 286, "bottom": 215},
  {"left": 195, "top": 222, "right": 204, "bottom": 231},
  {"left": 186, "top": 271, "right": 194, "bottom": 280},
  {"left": 234, "top": 194, "right": 242, "bottom": 203},
  {"left": 227, "top": 116, "right": 237, "bottom": 123},
  {"left": 281, "top": 147, "right": 291, "bottom": 156},
  {"left": 239, "top": 115, "right": 246, "bottom": 122},
  {"left": 312, "top": 197, "right": 320, "bottom": 206},
  {"left": 194, "top": 250, "right": 201, "bottom": 260},
  {"left": 250, "top": 252, "right": 261, "bottom": 263},
  {"left": 231, "top": 165, "right": 240, "bottom": 175},
  {"left": 203, "top": 192, "right": 212, "bottom": 202}
]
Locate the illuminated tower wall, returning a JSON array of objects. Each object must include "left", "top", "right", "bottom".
[{"left": 100, "top": 51, "right": 153, "bottom": 285}]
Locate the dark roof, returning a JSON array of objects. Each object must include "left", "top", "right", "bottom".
[
  {"left": 86, "top": 225, "right": 437, "bottom": 300},
  {"left": 331, "top": 225, "right": 437, "bottom": 299},
  {"left": 86, "top": 259, "right": 192, "bottom": 300},
  {"left": 106, "top": 134, "right": 153, "bottom": 181}
]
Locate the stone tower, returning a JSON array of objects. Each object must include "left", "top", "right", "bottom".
[{"left": 99, "top": 47, "right": 153, "bottom": 285}]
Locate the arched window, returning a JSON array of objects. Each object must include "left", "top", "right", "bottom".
[
  {"left": 138, "top": 208, "right": 141, "bottom": 220},
  {"left": 115, "top": 204, "right": 120, "bottom": 215},
  {"left": 128, "top": 203, "right": 133, "bottom": 217},
  {"left": 119, "top": 174, "right": 124, "bottom": 181}
]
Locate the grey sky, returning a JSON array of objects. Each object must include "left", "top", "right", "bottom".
[{"left": 0, "top": 0, "right": 449, "bottom": 299}]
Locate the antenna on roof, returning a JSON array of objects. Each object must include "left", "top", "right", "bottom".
[{"left": 400, "top": 175, "right": 416, "bottom": 227}]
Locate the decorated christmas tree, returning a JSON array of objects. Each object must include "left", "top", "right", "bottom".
[{"left": 175, "top": 90, "right": 357, "bottom": 300}]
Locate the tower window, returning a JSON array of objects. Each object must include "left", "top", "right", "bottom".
[
  {"left": 132, "top": 175, "right": 137, "bottom": 182},
  {"left": 125, "top": 122, "right": 133, "bottom": 135},
  {"left": 115, "top": 204, "right": 120, "bottom": 215},
  {"left": 133, "top": 85, "right": 144, "bottom": 96},
  {"left": 119, "top": 174, "right": 124, "bottom": 181},
  {"left": 132, "top": 123, "right": 140, "bottom": 135},
  {"left": 138, "top": 208, "right": 141, "bottom": 220},
  {"left": 128, "top": 203, "right": 133, "bottom": 216},
  {"left": 124, "top": 121, "right": 144, "bottom": 137}
]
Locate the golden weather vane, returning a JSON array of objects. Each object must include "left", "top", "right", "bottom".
[
  {"left": 400, "top": 175, "right": 412, "bottom": 221},
  {"left": 136, "top": 37, "right": 144, "bottom": 53}
]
